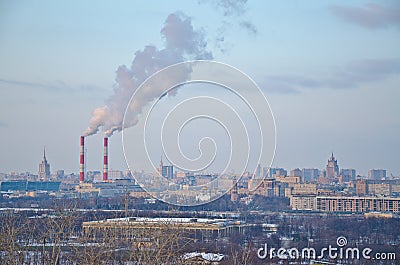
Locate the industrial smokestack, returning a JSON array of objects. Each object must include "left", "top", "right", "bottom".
[
  {"left": 103, "top": 137, "right": 108, "bottom": 181},
  {"left": 80, "top": 136, "right": 85, "bottom": 182}
]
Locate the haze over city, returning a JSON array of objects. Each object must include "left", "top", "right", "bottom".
[
  {"left": 1, "top": 2, "right": 400, "bottom": 264},
  {"left": 0, "top": 0, "right": 399, "bottom": 176}
]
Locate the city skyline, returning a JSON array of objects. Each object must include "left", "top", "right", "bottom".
[
  {"left": 1, "top": 1, "right": 399, "bottom": 175},
  {"left": 0, "top": 149, "right": 394, "bottom": 180}
]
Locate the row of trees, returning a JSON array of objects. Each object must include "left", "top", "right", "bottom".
[
  {"left": 0, "top": 204, "right": 264, "bottom": 265},
  {"left": 2, "top": 200, "right": 398, "bottom": 264},
  {"left": 0, "top": 209, "right": 192, "bottom": 264}
]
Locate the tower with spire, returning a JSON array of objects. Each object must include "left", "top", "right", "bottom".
[
  {"left": 326, "top": 152, "right": 339, "bottom": 179},
  {"left": 38, "top": 147, "right": 51, "bottom": 180}
]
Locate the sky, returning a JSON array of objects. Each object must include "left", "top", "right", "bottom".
[{"left": 0, "top": 0, "right": 399, "bottom": 176}]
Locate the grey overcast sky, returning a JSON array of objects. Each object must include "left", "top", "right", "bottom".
[{"left": 0, "top": 0, "right": 399, "bottom": 176}]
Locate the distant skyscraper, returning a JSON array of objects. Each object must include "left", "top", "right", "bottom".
[
  {"left": 162, "top": 165, "right": 174, "bottom": 179},
  {"left": 302, "top": 168, "right": 319, "bottom": 182},
  {"left": 326, "top": 153, "right": 339, "bottom": 179},
  {"left": 267, "top": 168, "right": 287, "bottom": 178},
  {"left": 290, "top": 168, "right": 302, "bottom": 177},
  {"left": 275, "top": 168, "right": 287, "bottom": 177},
  {"left": 255, "top": 164, "right": 262, "bottom": 178},
  {"left": 159, "top": 157, "right": 174, "bottom": 179},
  {"left": 356, "top": 180, "right": 367, "bottom": 196},
  {"left": 340, "top": 169, "right": 356, "bottom": 182},
  {"left": 368, "top": 169, "right": 386, "bottom": 180},
  {"left": 38, "top": 147, "right": 50, "bottom": 180}
]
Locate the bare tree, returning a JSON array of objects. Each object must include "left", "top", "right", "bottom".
[
  {"left": 224, "top": 241, "right": 258, "bottom": 265},
  {"left": 0, "top": 211, "right": 31, "bottom": 265},
  {"left": 67, "top": 226, "right": 118, "bottom": 264}
]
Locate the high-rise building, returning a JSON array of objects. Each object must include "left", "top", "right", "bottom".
[
  {"left": 290, "top": 183, "right": 317, "bottom": 195},
  {"left": 254, "top": 178, "right": 276, "bottom": 197},
  {"left": 162, "top": 165, "right": 174, "bottom": 179},
  {"left": 340, "top": 169, "right": 356, "bottom": 182},
  {"left": 268, "top": 168, "right": 287, "bottom": 178},
  {"left": 368, "top": 169, "right": 386, "bottom": 180},
  {"left": 326, "top": 153, "right": 339, "bottom": 179},
  {"left": 302, "top": 168, "right": 319, "bottom": 182},
  {"left": 158, "top": 157, "right": 174, "bottom": 179},
  {"left": 290, "top": 195, "right": 400, "bottom": 213},
  {"left": 255, "top": 164, "right": 262, "bottom": 178},
  {"left": 356, "top": 180, "right": 367, "bottom": 196},
  {"left": 290, "top": 168, "right": 302, "bottom": 177},
  {"left": 367, "top": 182, "right": 391, "bottom": 196},
  {"left": 38, "top": 147, "right": 50, "bottom": 180}
]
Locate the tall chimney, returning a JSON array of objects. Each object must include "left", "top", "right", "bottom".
[
  {"left": 103, "top": 137, "right": 108, "bottom": 181},
  {"left": 80, "top": 136, "right": 85, "bottom": 182}
]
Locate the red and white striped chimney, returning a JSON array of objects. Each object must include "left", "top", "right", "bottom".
[
  {"left": 103, "top": 137, "right": 108, "bottom": 181},
  {"left": 80, "top": 136, "right": 85, "bottom": 182}
]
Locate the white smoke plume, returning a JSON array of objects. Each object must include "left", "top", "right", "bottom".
[
  {"left": 199, "top": 0, "right": 248, "bottom": 16},
  {"left": 83, "top": 12, "right": 212, "bottom": 137},
  {"left": 199, "top": 0, "right": 256, "bottom": 34},
  {"left": 197, "top": 0, "right": 257, "bottom": 53}
]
